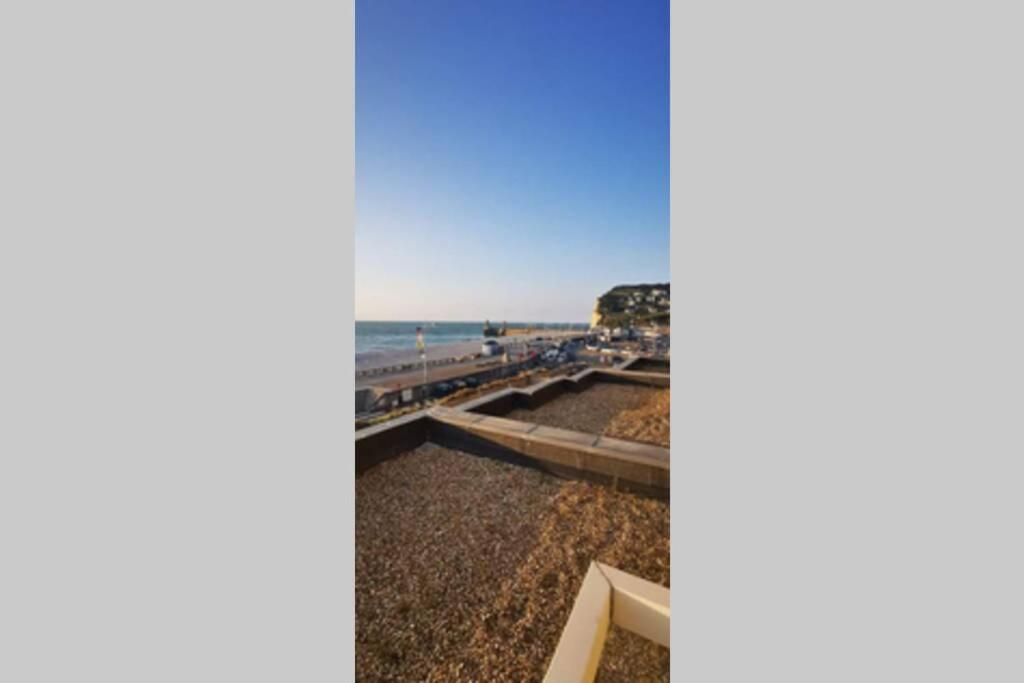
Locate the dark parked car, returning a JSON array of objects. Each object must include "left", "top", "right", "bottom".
[
  {"left": 431, "top": 382, "right": 454, "bottom": 398},
  {"left": 465, "top": 377, "right": 480, "bottom": 388}
]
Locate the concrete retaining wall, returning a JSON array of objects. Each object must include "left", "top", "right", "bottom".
[
  {"left": 620, "top": 357, "right": 670, "bottom": 374},
  {"left": 595, "top": 369, "right": 670, "bottom": 388},
  {"left": 354, "top": 410, "right": 429, "bottom": 475},
  {"left": 355, "top": 387, "right": 388, "bottom": 413},
  {"left": 356, "top": 354, "right": 483, "bottom": 379},
  {"left": 460, "top": 367, "right": 668, "bottom": 416},
  {"left": 458, "top": 388, "right": 526, "bottom": 416},
  {"left": 427, "top": 408, "right": 669, "bottom": 499},
  {"left": 353, "top": 407, "right": 669, "bottom": 499},
  {"left": 357, "top": 357, "right": 541, "bottom": 415},
  {"left": 353, "top": 359, "right": 672, "bottom": 499}
]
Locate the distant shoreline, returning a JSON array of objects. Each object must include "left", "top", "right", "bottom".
[
  {"left": 354, "top": 329, "right": 585, "bottom": 372},
  {"left": 355, "top": 320, "right": 589, "bottom": 358}
]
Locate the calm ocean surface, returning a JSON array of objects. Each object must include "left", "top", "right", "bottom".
[{"left": 355, "top": 321, "right": 588, "bottom": 355}]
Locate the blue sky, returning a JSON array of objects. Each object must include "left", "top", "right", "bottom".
[{"left": 356, "top": 0, "right": 669, "bottom": 322}]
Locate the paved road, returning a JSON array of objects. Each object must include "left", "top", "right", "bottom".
[{"left": 355, "top": 355, "right": 510, "bottom": 391}]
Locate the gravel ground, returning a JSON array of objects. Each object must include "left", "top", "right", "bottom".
[
  {"left": 603, "top": 389, "right": 670, "bottom": 447},
  {"left": 503, "top": 383, "right": 662, "bottom": 437},
  {"left": 356, "top": 444, "right": 669, "bottom": 682},
  {"left": 596, "top": 626, "right": 670, "bottom": 682},
  {"left": 504, "top": 383, "right": 670, "bottom": 448}
]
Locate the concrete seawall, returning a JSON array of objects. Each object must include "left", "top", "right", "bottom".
[{"left": 354, "top": 362, "right": 671, "bottom": 498}]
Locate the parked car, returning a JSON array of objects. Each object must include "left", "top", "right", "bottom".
[
  {"left": 465, "top": 377, "right": 480, "bottom": 388},
  {"left": 431, "top": 382, "right": 454, "bottom": 398},
  {"left": 481, "top": 339, "right": 502, "bottom": 357}
]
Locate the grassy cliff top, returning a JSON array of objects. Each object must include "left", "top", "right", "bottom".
[{"left": 595, "top": 283, "right": 670, "bottom": 327}]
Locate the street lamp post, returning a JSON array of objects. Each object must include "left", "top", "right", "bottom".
[{"left": 416, "top": 326, "right": 427, "bottom": 401}]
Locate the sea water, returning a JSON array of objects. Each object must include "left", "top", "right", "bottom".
[{"left": 355, "top": 321, "right": 588, "bottom": 356}]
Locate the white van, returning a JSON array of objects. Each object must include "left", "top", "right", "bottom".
[{"left": 481, "top": 339, "right": 502, "bottom": 357}]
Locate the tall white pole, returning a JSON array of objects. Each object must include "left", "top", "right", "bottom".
[{"left": 416, "top": 326, "right": 427, "bottom": 401}]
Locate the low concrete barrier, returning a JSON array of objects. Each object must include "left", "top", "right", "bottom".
[
  {"left": 617, "top": 356, "right": 670, "bottom": 374},
  {"left": 427, "top": 407, "right": 668, "bottom": 498},
  {"left": 354, "top": 405, "right": 669, "bottom": 498},
  {"left": 361, "top": 358, "right": 538, "bottom": 413},
  {"left": 596, "top": 368, "right": 670, "bottom": 388},
  {"left": 355, "top": 387, "right": 383, "bottom": 413},
  {"left": 458, "top": 367, "right": 667, "bottom": 416},
  {"left": 354, "top": 410, "right": 429, "bottom": 474},
  {"left": 354, "top": 358, "right": 671, "bottom": 499}
]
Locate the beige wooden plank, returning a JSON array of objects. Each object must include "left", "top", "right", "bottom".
[
  {"left": 543, "top": 563, "right": 612, "bottom": 683},
  {"left": 597, "top": 562, "right": 671, "bottom": 648}
]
